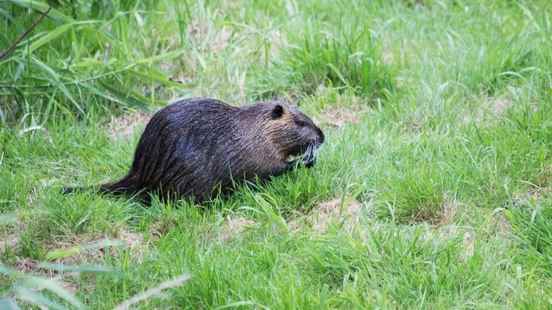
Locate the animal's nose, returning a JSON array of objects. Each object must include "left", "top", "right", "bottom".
[{"left": 317, "top": 127, "right": 325, "bottom": 144}]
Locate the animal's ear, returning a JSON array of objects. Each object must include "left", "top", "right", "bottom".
[{"left": 271, "top": 104, "right": 284, "bottom": 119}]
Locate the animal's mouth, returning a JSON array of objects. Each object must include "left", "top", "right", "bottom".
[{"left": 286, "top": 143, "right": 321, "bottom": 167}]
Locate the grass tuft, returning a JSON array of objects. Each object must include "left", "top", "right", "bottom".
[{"left": 251, "top": 16, "right": 396, "bottom": 101}]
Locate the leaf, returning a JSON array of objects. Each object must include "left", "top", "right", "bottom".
[
  {"left": 14, "top": 62, "right": 25, "bottom": 81},
  {"left": 46, "top": 238, "right": 126, "bottom": 260},
  {"left": 45, "top": 247, "right": 81, "bottom": 261},
  {"left": 114, "top": 274, "right": 191, "bottom": 310},
  {"left": 97, "top": 81, "right": 150, "bottom": 108},
  {"left": 135, "top": 49, "right": 187, "bottom": 66},
  {"left": 0, "top": 8, "right": 14, "bottom": 22},
  {"left": 128, "top": 68, "right": 190, "bottom": 88},
  {"left": 0, "top": 263, "right": 14, "bottom": 276},
  {"left": 37, "top": 262, "right": 116, "bottom": 273},
  {"left": 6, "top": 0, "right": 73, "bottom": 23},
  {"left": 31, "top": 57, "right": 84, "bottom": 114},
  {"left": 27, "top": 21, "right": 101, "bottom": 54},
  {"left": 0, "top": 213, "right": 17, "bottom": 225},
  {"left": 13, "top": 286, "right": 66, "bottom": 310},
  {"left": 78, "top": 82, "right": 132, "bottom": 107},
  {"left": 0, "top": 298, "right": 21, "bottom": 310},
  {"left": 22, "top": 277, "right": 84, "bottom": 309},
  {"left": 27, "top": 23, "right": 72, "bottom": 53},
  {"left": 215, "top": 301, "right": 270, "bottom": 310},
  {"left": 83, "top": 239, "right": 126, "bottom": 250}
]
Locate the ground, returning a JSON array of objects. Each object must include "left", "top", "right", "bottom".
[{"left": 1, "top": 0, "right": 552, "bottom": 309}]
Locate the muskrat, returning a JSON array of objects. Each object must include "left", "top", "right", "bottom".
[{"left": 63, "top": 98, "right": 325, "bottom": 203}]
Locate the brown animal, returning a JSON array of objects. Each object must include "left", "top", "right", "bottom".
[{"left": 63, "top": 98, "right": 325, "bottom": 203}]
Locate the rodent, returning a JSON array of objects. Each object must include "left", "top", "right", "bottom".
[{"left": 63, "top": 98, "right": 325, "bottom": 203}]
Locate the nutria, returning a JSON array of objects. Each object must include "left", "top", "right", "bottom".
[{"left": 63, "top": 98, "right": 325, "bottom": 203}]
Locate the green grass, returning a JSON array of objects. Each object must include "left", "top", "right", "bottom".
[{"left": 2, "top": 0, "right": 552, "bottom": 308}]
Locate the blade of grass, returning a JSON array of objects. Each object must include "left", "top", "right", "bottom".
[
  {"left": 26, "top": 21, "right": 101, "bottom": 55},
  {"left": 7, "top": 0, "right": 73, "bottom": 23},
  {"left": 13, "top": 286, "right": 65, "bottom": 310},
  {"left": 114, "top": 273, "right": 191, "bottom": 310},
  {"left": 22, "top": 277, "right": 84, "bottom": 309},
  {"left": 31, "top": 57, "right": 84, "bottom": 114}
]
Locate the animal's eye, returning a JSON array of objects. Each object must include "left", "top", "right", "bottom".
[{"left": 296, "top": 120, "right": 307, "bottom": 127}]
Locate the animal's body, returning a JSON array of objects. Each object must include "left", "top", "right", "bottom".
[{"left": 64, "top": 98, "right": 324, "bottom": 203}]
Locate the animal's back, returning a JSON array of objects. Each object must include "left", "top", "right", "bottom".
[{"left": 128, "top": 98, "right": 240, "bottom": 201}]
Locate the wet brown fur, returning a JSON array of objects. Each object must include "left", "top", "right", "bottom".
[{"left": 63, "top": 98, "right": 324, "bottom": 203}]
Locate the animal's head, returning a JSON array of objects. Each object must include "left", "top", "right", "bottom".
[{"left": 261, "top": 102, "right": 325, "bottom": 165}]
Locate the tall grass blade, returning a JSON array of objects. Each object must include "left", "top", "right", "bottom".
[
  {"left": 13, "top": 286, "right": 65, "bottom": 310},
  {"left": 7, "top": 0, "right": 73, "bottom": 22},
  {"left": 0, "top": 299, "right": 21, "bottom": 310},
  {"left": 21, "top": 277, "right": 85, "bottom": 309},
  {"left": 114, "top": 274, "right": 191, "bottom": 310}
]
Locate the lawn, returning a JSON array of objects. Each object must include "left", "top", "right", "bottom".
[{"left": 1, "top": 0, "right": 552, "bottom": 308}]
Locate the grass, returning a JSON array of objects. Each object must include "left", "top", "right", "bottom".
[{"left": 1, "top": 0, "right": 552, "bottom": 308}]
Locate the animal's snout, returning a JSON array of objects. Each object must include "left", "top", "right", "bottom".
[{"left": 316, "top": 127, "right": 325, "bottom": 145}]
